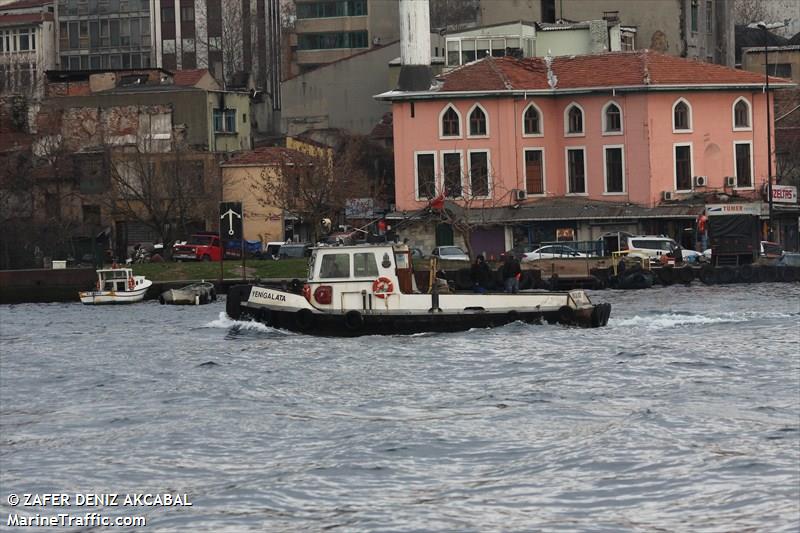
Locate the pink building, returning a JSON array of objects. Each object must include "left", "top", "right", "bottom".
[{"left": 376, "top": 51, "right": 793, "bottom": 255}]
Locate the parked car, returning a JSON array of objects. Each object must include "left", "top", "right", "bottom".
[
  {"left": 431, "top": 246, "right": 470, "bottom": 262},
  {"left": 611, "top": 235, "right": 681, "bottom": 265},
  {"left": 173, "top": 233, "right": 222, "bottom": 261},
  {"left": 522, "top": 244, "right": 585, "bottom": 261},
  {"left": 500, "top": 244, "right": 537, "bottom": 262},
  {"left": 278, "top": 243, "right": 312, "bottom": 259},
  {"left": 264, "top": 241, "right": 285, "bottom": 260}
]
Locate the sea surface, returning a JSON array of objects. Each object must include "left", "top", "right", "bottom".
[{"left": 1, "top": 284, "right": 799, "bottom": 532}]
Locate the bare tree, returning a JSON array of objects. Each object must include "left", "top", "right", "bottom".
[
  {"left": 429, "top": 0, "right": 479, "bottom": 31},
  {"left": 250, "top": 136, "right": 386, "bottom": 243},
  {"left": 194, "top": 0, "right": 260, "bottom": 87},
  {"left": 733, "top": 0, "right": 768, "bottom": 25},
  {"left": 418, "top": 159, "right": 512, "bottom": 260}
]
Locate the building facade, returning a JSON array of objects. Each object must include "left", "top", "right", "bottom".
[
  {"left": 377, "top": 51, "right": 793, "bottom": 254},
  {"left": 479, "top": 0, "right": 735, "bottom": 67},
  {"left": 0, "top": 0, "right": 56, "bottom": 98},
  {"left": 287, "top": 0, "right": 399, "bottom": 76}
]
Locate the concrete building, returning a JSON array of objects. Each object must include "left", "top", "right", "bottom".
[
  {"left": 287, "top": 0, "right": 399, "bottom": 76},
  {"left": 281, "top": 40, "right": 399, "bottom": 135},
  {"left": 478, "top": 0, "right": 736, "bottom": 67},
  {"left": 220, "top": 146, "right": 296, "bottom": 242},
  {"left": 0, "top": 0, "right": 56, "bottom": 98},
  {"left": 376, "top": 51, "right": 794, "bottom": 255},
  {"left": 56, "top": 0, "right": 156, "bottom": 70}
]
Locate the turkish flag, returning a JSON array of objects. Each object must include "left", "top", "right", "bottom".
[{"left": 430, "top": 192, "right": 445, "bottom": 211}]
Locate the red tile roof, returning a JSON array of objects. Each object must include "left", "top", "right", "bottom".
[
  {"left": 221, "top": 147, "right": 312, "bottom": 167},
  {"left": 436, "top": 50, "right": 792, "bottom": 93},
  {"left": 0, "top": 12, "right": 52, "bottom": 24},
  {"left": 172, "top": 69, "right": 211, "bottom": 87}
]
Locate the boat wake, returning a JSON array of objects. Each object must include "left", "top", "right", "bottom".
[
  {"left": 204, "top": 312, "right": 295, "bottom": 336},
  {"left": 613, "top": 310, "right": 797, "bottom": 329}
]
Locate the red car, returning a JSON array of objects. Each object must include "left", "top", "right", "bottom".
[{"left": 172, "top": 233, "right": 223, "bottom": 261}]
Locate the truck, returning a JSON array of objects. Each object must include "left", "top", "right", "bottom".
[
  {"left": 172, "top": 232, "right": 223, "bottom": 261},
  {"left": 706, "top": 207, "right": 761, "bottom": 266}
]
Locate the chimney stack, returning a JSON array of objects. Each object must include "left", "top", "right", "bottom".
[{"left": 397, "top": 0, "right": 433, "bottom": 91}]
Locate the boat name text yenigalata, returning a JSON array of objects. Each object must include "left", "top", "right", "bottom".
[{"left": 251, "top": 289, "right": 286, "bottom": 302}]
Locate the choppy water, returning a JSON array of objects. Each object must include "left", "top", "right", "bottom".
[{"left": 1, "top": 284, "right": 799, "bottom": 532}]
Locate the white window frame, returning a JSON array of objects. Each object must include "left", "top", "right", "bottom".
[
  {"left": 673, "top": 142, "right": 694, "bottom": 192},
  {"left": 672, "top": 97, "right": 693, "bottom": 133},
  {"left": 732, "top": 96, "right": 752, "bottom": 131},
  {"left": 733, "top": 140, "right": 754, "bottom": 190},
  {"left": 466, "top": 102, "right": 490, "bottom": 138},
  {"left": 438, "top": 103, "right": 462, "bottom": 139},
  {"left": 440, "top": 149, "right": 465, "bottom": 198},
  {"left": 521, "top": 101, "right": 544, "bottom": 137},
  {"left": 522, "top": 147, "right": 546, "bottom": 196},
  {"left": 601, "top": 100, "right": 624, "bottom": 136},
  {"left": 564, "top": 102, "right": 585, "bottom": 137},
  {"left": 603, "top": 144, "right": 626, "bottom": 195},
  {"left": 565, "top": 146, "right": 588, "bottom": 196},
  {"left": 466, "top": 148, "right": 492, "bottom": 199},
  {"left": 413, "top": 150, "right": 438, "bottom": 201}
]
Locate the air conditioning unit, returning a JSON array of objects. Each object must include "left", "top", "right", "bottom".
[
  {"left": 693, "top": 175, "right": 707, "bottom": 187},
  {"left": 514, "top": 189, "right": 527, "bottom": 201},
  {"left": 662, "top": 190, "right": 674, "bottom": 201},
  {"left": 725, "top": 176, "right": 736, "bottom": 187}
]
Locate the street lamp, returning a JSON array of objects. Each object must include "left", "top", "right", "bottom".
[{"left": 748, "top": 21, "right": 785, "bottom": 241}]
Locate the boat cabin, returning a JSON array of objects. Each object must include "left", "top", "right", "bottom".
[
  {"left": 304, "top": 244, "right": 415, "bottom": 309},
  {"left": 96, "top": 268, "right": 136, "bottom": 292}
]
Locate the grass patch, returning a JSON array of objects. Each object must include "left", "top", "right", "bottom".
[{"left": 132, "top": 259, "right": 308, "bottom": 282}]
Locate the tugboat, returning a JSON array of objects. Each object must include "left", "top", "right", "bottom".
[
  {"left": 226, "top": 244, "right": 611, "bottom": 336},
  {"left": 79, "top": 267, "right": 152, "bottom": 304}
]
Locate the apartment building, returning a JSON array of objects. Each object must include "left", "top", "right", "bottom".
[
  {"left": 0, "top": 0, "right": 57, "bottom": 97},
  {"left": 288, "top": 0, "right": 399, "bottom": 76}
]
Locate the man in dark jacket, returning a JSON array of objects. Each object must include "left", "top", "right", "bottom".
[
  {"left": 471, "top": 255, "right": 492, "bottom": 293},
  {"left": 502, "top": 255, "right": 522, "bottom": 293}
]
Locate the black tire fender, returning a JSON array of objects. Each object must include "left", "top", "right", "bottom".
[
  {"left": 699, "top": 266, "right": 716, "bottom": 285},
  {"left": 657, "top": 267, "right": 675, "bottom": 286},
  {"left": 295, "top": 309, "right": 315, "bottom": 331},
  {"left": 159, "top": 294, "right": 165, "bottom": 305},
  {"left": 557, "top": 305, "right": 575, "bottom": 325},
  {"left": 344, "top": 310, "right": 364, "bottom": 331},
  {"left": 679, "top": 267, "right": 694, "bottom": 284},
  {"left": 738, "top": 264, "right": 755, "bottom": 283}
]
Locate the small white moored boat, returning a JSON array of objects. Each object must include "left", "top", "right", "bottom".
[
  {"left": 79, "top": 267, "right": 152, "bottom": 304},
  {"left": 159, "top": 282, "right": 217, "bottom": 305}
]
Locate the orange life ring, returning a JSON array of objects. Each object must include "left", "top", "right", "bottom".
[
  {"left": 372, "top": 276, "right": 394, "bottom": 298},
  {"left": 128, "top": 277, "right": 135, "bottom": 290}
]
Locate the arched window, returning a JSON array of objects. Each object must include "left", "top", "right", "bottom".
[
  {"left": 604, "top": 102, "right": 622, "bottom": 133},
  {"left": 673, "top": 99, "right": 692, "bottom": 131},
  {"left": 468, "top": 104, "right": 487, "bottom": 136},
  {"left": 567, "top": 105, "right": 583, "bottom": 134},
  {"left": 523, "top": 104, "right": 541, "bottom": 135},
  {"left": 733, "top": 98, "right": 750, "bottom": 129},
  {"left": 441, "top": 105, "right": 460, "bottom": 137}
]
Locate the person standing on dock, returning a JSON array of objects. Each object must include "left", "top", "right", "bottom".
[{"left": 502, "top": 255, "right": 522, "bottom": 294}]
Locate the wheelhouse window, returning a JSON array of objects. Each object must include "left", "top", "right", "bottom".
[
  {"left": 567, "top": 148, "right": 586, "bottom": 194},
  {"left": 353, "top": 252, "right": 379, "bottom": 278},
  {"left": 735, "top": 142, "right": 752, "bottom": 188},
  {"left": 442, "top": 152, "right": 462, "bottom": 198},
  {"left": 415, "top": 152, "right": 436, "bottom": 199},
  {"left": 468, "top": 105, "right": 487, "bottom": 136},
  {"left": 675, "top": 144, "right": 692, "bottom": 191},
  {"left": 604, "top": 103, "right": 621, "bottom": 133},
  {"left": 524, "top": 149, "right": 544, "bottom": 195},
  {"left": 604, "top": 146, "right": 624, "bottom": 193},
  {"left": 567, "top": 105, "right": 583, "bottom": 135},
  {"left": 523, "top": 104, "right": 541, "bottom": 135},
  {"left": 319, "top": 253, "right": 350, "bottom": 279},
  {"left": 441, "top": 106, "right": 460, "bottom": 137},
  {"left": 468, "top": 151, "right": 489, "bottom": 197},
  {"left": 673, "top": 100, "right": 691, "bottom": 131},
  {"left": 734, "top": 99, "right": 750, "bottom": 129}
]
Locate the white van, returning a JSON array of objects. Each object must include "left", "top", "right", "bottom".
[{"left": 624, "top": 235, "right": 679, "bottom": 264}]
